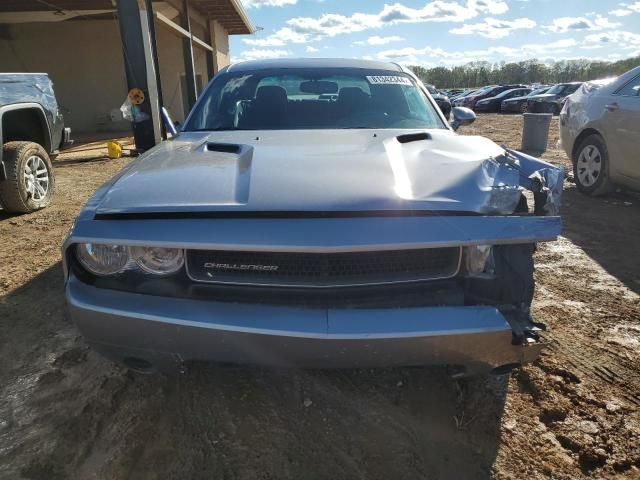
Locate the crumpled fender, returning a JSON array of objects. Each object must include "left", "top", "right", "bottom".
[{"left": 501, "top": 148, "right": 564, "bottom": 216}]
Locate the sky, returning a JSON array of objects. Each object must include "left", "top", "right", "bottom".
[{"left": 230, "top": 0, "right": 640, "bottom": 67}]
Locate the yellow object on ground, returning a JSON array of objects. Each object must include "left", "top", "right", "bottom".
[{"left": 107, "top": 140, "right": 122, "bottom": 159}]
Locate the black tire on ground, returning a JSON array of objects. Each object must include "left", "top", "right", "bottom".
[
  {"left": 572, "top": 133, "right": 613, "bottom": 196},
  {"left": 0, "top": 141, "right": 55, "bottom": 213}
]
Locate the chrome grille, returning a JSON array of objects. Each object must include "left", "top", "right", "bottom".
[{"left": 185, "top": 248, "right": 461, "bottom": 287}]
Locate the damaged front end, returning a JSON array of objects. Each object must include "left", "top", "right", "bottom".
[
  {"left": 464, "top": 147, "right": 564, "bottom": 354},
  {"left": 62, "top": 131, "right": 565, "bottom": 372}
]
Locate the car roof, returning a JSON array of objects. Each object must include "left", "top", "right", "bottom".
[{"left": 226, "top": 58, "right": 404, "bottom": 73}]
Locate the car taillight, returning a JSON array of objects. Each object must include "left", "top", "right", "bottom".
[{"left": 560, "top": 97, "right": 570, "bottom": 116}]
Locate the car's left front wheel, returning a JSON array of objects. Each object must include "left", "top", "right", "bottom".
[{"left": 0, "top": 141, "right": 55, "bottom": 213}]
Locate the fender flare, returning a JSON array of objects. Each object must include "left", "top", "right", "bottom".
[{"left": 0, "top": 102, "right": 53, "bottom": 168}]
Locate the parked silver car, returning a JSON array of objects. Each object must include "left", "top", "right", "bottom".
[
  {"left": 63, "top": 59, "right": 563, "bottom": 374},
  {"left": 560, "top": 66, "right": 640, "bottom": 195}
]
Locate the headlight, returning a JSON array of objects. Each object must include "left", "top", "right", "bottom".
[
  {"left": 464, "top": 245, "right": 494, "bottom": 277},
  {"left": 76, "top": 243, "right": 129, "bottom": 276},
  {"left": 130, "top": 246, "right": 184, "bottom": 276},
  {"left": 485, "top": 186, "right": 522, "bottom": 214}
]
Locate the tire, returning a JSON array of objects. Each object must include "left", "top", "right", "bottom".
[
  {"left": 572, "top": 134, "right": 613, "bottom": 196},
  {"left": 0, "top": 141, "right": 55, "bottom": 213},
  {"left": 520, "top": 102, "right": 528, "bottom": 114}
]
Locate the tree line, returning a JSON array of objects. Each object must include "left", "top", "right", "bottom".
[{"left": 410, "top": 56, "right": 640, "bottom": 89}]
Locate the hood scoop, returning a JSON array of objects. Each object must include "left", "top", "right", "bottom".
[
  {"left": 396, "top": 132, "right": 431, "bottom": 144},
  {"left": 205, "top": 142, "right": 242, "bottom": 154}
]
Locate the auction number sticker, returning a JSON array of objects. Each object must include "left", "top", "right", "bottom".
[{"left": 366, "top": 75, "right": 412, "bottom": 86}]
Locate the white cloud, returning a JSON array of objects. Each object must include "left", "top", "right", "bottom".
[
  {"left": 377, "top": 38, "right": 578, "bottom": 66},
  {"left": 243, "top": 0, "right": 297, "bottom": 8},
  {"left": 583, "top": 30, "right": 640, "bottom": 50},
  {"left": 545, "top": 15, "right": 621, "bottom": 33},
  {"left": 450, "top": 17, "right": 536, "bottom": 38},
  {"left": 355, "top": 35, "right": 405, "bottom": 46},
  {"left": 609, "top": 8, "right": 632, "bottom": 16},
  {"left": 305, "top": 45, "right": 320, "bottom": 53},
  {"left": 243, "top": 27, "right": 308, "bottom": 47},
  {"left": 246, "top": 0, "right": 509, "bottom": 46},
  {"left": 623, "top": 1, "right": 640, "bottom": 12},
  {"left": 234, "top": 48, "right": 291, "bottom": 62}
]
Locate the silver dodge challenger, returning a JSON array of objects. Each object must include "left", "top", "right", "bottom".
[{"left": 63, "top": 59, "right": 563, "bottom": 374}]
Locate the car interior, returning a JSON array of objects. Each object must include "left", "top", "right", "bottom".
[{"left": 232, "top": 84, "right": 416, "bottom": 129}]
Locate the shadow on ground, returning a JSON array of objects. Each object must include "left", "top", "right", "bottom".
[
  {"left": 560, "top": 186, "right": 640, "bottom": 295},
  {"left": 1, "top": 264, "right": 507, "bottom": 480},
  {"left": 53, "top": 156, "right": 122, "bottom": 167}
]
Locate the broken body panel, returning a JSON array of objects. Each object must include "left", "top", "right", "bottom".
[{"left": 62, "top": 127, "right": 562, "bottom": 373}]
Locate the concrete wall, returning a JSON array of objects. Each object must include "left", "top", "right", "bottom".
[
  {"left": 211, "top": 20, "right": 230, "bottom": 71},
  {"left": 0, "top": 12, "right": 231, "bottom": 134},
  {"left": 0, "top": 19, "right": 130, "bottom": 134},
  {"left": 154, "top": 20, "right": 211, "bottom": 123}
]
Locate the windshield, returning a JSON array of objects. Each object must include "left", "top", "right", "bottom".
[
  {"left": 496, "top": 88, "right": 523, "bottom": 98},
  {"left": 184, "top": 68, "right": 445, "bottom": 131},
  {"left": 529, "top": 87, "right": 549, "bottom": 96},
  {"left": 472, "top": 86, "right": 496, "bottom": 96},
  {"left": 546, "top": 84, "right": 565, "bottom": 94}
]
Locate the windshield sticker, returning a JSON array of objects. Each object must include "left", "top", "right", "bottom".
[{"left": 366, "top": 75, "right": 412, "bottom": 86}]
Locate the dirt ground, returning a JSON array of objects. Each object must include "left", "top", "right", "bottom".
[{"left": 1, "top": 116, "right": 638, "bottom": 479}]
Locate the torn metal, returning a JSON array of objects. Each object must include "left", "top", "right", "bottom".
[{"left": 501, "top": 147, "right": 565, "bottom": 216}]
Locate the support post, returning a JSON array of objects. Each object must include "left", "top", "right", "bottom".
[
  {"left": 206, "top": 21, "right": 215, "bottom": 80},
  {"left": 182, "top": 0, "right": 197, "bottom": 114},
  {"left": 144, "top": 0, "right": 167, "bottom": 140},
  {"left": 116, "top": 0, "right": 162, "bottom": 151}
]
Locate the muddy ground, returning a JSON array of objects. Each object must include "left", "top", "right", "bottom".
[{"left": 0, "top": 116, "right": 638, "bottom": 479}]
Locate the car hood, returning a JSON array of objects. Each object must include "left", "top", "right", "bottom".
[{"left": 94, "top": 129, "right": 517, "bottom": 215}]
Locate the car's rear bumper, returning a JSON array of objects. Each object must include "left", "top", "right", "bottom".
[{"left": 66, "top": 275, "right": 543, "bottom": 372}]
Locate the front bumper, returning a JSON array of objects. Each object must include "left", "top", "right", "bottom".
[{"left": 66, "top": 274, "right": 543, "bottom": 372}]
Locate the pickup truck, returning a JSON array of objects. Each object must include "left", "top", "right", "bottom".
[{"left": 0, "top": 73, "right": 72, "bottom": 213}]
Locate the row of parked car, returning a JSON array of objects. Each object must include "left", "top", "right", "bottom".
[
  {"left": 431, "top": 82, "right": 583, "bottom": 115},
  {"left": 426, "top": 64, "right": 640, "bottom": 196}
]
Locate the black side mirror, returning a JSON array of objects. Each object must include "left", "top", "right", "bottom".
[{"left": 450, "top": 107, "right": 476, "bottom": 131}]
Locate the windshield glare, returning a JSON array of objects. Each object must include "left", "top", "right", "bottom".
[
  {"left": 529, "top": 87, "right": 549, "bottom": 96},
  {"left": 184, "top": 68, "right": 445, "bottom": 131}
]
